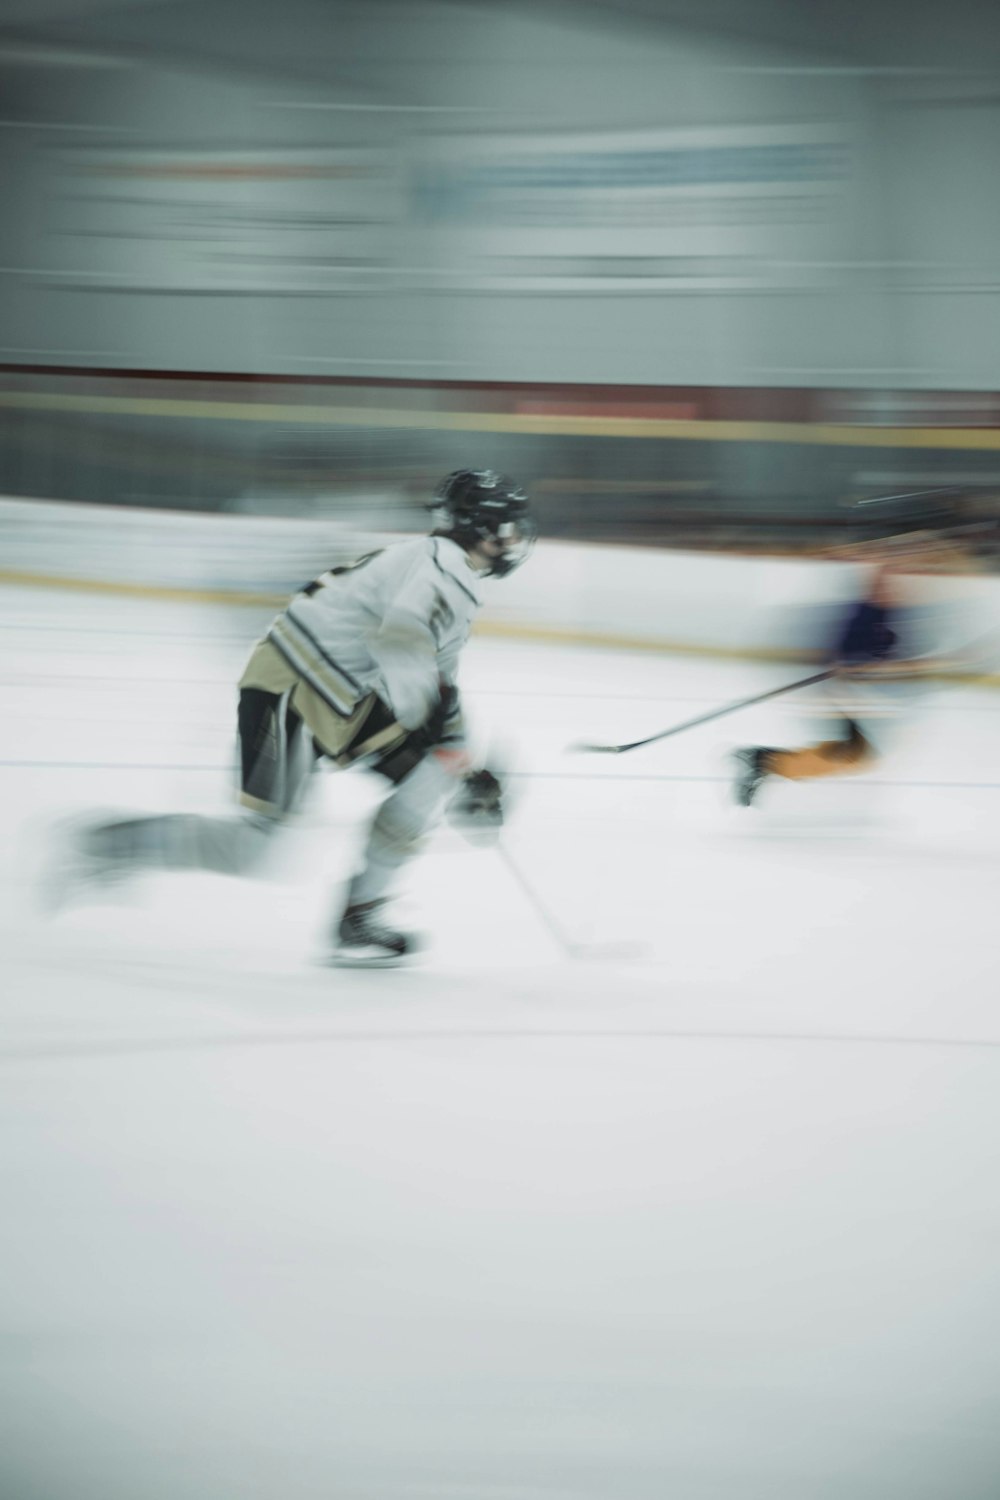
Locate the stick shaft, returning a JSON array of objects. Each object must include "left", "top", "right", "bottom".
[
  {"left": 496, "top": 840, "right": 577, "bottom": 957},
  {"left": 580, "top": 669, "right": 834, "bottom": 754}
]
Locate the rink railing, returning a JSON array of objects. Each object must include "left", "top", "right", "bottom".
[{"left": 2, "top": 496, "right": 997, "bottom": 671}]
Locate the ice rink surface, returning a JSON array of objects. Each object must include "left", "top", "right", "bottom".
[{"left": 3, "top": 582, "right": 1000, "bottom": 1500}]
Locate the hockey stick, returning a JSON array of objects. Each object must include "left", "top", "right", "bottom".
[
  {"left": 496, "top": 840, "right": 647, "bottom": 962},
  {"left": 572, "top": 669, "right": 835, "bottom": 755}
]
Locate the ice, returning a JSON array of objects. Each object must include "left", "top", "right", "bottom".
[{"left": 3, "top": 583, "right": 1000, "bottom": 1500}]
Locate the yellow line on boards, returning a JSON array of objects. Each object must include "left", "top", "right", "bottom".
[
  {"left": 472, "top": 617, "right": 799, "bottom": 659},
  {"left": 2, "top": 567, "right": 998, "bottom": 685},
  {"left": 0, "top": 568, "right": 793, "bottom": 651},
  {"left": 0, "top": 569, "right": 287, "bottom": 608}
]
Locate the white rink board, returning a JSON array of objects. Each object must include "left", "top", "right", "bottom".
[{"left": 4, "top": 495, "right": 1000, "bottom": 657}]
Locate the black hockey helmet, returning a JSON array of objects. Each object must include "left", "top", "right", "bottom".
[{"left": 431, "top": 469, "right": 537, "bottom": 577}]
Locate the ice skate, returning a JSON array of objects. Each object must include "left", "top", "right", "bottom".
[
  {"left": 37, "top": 814, "right": 135, "bottom": 914},
  {"left": 330, "top": 899, "right": 422, "bottom": 968},
  {"left": 732, "top": 747, "right": 770, "bottom": 808}
]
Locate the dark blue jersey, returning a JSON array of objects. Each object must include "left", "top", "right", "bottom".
[{"left": 833, "top": 599, "right": 898, "bottom": 665}]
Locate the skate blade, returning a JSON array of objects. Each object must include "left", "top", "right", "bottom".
[{"left": 326, "top": 948, "right": 418, "bottom": 969}]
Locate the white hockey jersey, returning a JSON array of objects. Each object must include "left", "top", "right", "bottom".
[{"left": 267, "top": 535, "right": 482, "bottom": 732}]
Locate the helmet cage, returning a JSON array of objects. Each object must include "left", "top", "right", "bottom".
[{"left": 431, "top": 469, "right": 537, "bottom": 577}]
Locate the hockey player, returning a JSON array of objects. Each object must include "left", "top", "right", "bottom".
[
  {"left": 732, "top": 529, "right": 967, "bottom": 809},
  {"left": 51, "top": 470, "right": 537, "bottom": 965}
]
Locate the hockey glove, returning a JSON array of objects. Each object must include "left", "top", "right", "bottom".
[
  {"left": 371, "top": 685, "right": 463, "bottom": 786},
  {"left": 448, "top": 768, "right": 504, "bottom": 845}
]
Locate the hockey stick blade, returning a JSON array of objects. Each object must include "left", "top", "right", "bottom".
[
  {"left": 572, "top": 741, "right": 630, "bottom": 755},
  {"left": 571, "top": 669, "right": 834, "bottom": 755},
  {"left": 497, "top": 841, "right": 648, "bottom": 962},
  {"left": 566, "top": 938, "right": 649, "bottom": 962}
]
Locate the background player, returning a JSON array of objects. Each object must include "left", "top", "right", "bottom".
[{"left": 732, "top": 522, "right": 972, "bottom": 809}]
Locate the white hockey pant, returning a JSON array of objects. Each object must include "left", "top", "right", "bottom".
[
  {"left": 82, "top": 807, "right": 284, "bottom": 877},
  {"left": 80, "top": 684, "right": 316, "bottom": 876},
  {"left": 347, "top": 753, "right": 458, "bottom": 907}
]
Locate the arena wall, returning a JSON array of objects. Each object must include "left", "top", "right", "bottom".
[{"left": 4, "top": 496, "right": 997, "bottom": 672}]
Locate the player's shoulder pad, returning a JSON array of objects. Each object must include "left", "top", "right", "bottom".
[{"left": 429, "top": 535, "right": 482, "bottom": 603}]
